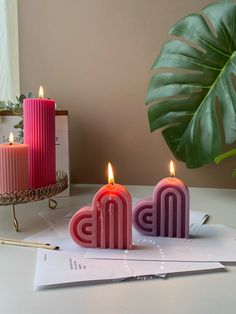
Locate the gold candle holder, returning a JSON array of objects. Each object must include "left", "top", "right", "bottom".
[{"left": 0, "top": 170, "right": 68, "bottom": 231}]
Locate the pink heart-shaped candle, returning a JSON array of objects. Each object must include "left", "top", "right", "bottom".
[{"left": 69, "top": 163, "right": 132, "bottom": 249}]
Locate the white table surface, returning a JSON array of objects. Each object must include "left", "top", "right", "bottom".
[{"left": 0, "top": 184, "right": 236, "bottom": 314}]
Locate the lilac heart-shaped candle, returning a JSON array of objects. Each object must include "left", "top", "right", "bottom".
[{"left": 133, "top": 161, "right": 189, "bottom": 238}]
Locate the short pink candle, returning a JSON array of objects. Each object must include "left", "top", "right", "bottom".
[
  {"left": 133, "top": 161, "right": 189, "bottom": 238},
  {"left": 23, "top": 86, "right": 56, "bottom": 188},
  {"left": 0, "top": 133, "right": 28, "bottom": 194},
  {"left": 69, "top": 163, "right": 132, "bottom": 249}
]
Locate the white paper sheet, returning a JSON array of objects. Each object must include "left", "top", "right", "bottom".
[
  {"left": 189, "top": 210, "right": 208, "bottom": 234},
  {"left": 24, "top": 228, "right": 58, "bottom": 243},
  {"left": 31, "top": 203, "right": 227, "bottom": 288},
  {"left": 34, "top": 248, "right": 224, "bottom": 288},
  {"left": 38, "top": 207, "right": 77, "bottom": 238},
  {"left": 30, "top": 209, "right": 224, "bottom": 288},
  {"left": 86, "top": 224, "right": 236, "bottom": 262}
]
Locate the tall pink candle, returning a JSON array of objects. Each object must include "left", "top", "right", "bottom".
[
  {"left": 133, "top": 161, "right": 189, "bottom": 238},
  {"left": 0, "top": 133, "right": 28, "bottom": 194},
  {"left": 69, "top": 163, "right": 132, "bottom": 249},
  {"left": 23, "top": 87, "right": 56, "bottom": 188}
]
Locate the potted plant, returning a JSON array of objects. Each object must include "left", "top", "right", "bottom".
[
  {"left": 0, "top": 92, "right": 34, "bottom": 141},
  {"left": 146, "top": 1, "right": 236, "bottom": 171}
]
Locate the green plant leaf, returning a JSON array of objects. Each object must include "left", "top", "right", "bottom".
[
  {"left": 215, "top": 148, "right": 236, "bottom": 164},
  {"left": 27, "top": 91, "right": 35, "bottom": 98},
  {"left": 18, "top": 94, "right": 26, "bottom": 103},
  {"left": 14, "top": 119, "right": 23, "bottom": 129},
  {"left": 0, "top": 101, "right": 7, "bottom": 111},
  {"left": 146, "top": 1, "right": 236, "bottom": 168},
  {"left": 232, "top": 168, "right": 236, "bottom": 177}
]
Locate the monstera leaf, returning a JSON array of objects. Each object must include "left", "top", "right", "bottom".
[
  {"left": 146, "top": 1, "right": 236, "bottom": 168},
  {"left": 215, "top": 148, "right": 236, "bottom": 176}
]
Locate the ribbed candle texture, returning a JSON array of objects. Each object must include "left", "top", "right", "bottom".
[
  {"left": 23, "top": 98, "right": 56, "bottom": 188},
  {"left": 0, "top": 143, "right": 28, "bottom": 193},
  {"left": 69, "top": 184, "right": 132, "bottom": 249},
  {"left": 133, "top": 177, "right": 189, "bottom": 238}
]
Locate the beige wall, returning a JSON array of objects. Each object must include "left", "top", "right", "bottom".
[{"left": 18, "top": 0, "right": 236, "bottom": 188}]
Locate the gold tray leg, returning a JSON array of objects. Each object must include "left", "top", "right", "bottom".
[
  {"left": 49, "top": 198, "right": 57, "bottom": 210},
  {"left": 12, "top": 204, "right": 19, "bottom": 232}
]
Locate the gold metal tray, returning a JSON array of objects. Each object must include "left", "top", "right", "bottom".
[{"left": 0, "top": 170, "right": 68, "bottom": 231}]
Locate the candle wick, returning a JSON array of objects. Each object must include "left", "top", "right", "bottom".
[
  {"left": 109, "top": 180, "right": 115, "bottom": 187},
  {"left": 9, "top": 143, "right": 13, "bottom": 146}
]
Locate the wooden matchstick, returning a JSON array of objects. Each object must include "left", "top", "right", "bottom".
[{"left": 0, "top": 238, "right": 59, "bottom": 250}]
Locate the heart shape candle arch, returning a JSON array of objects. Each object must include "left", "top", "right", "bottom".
[
  {"left": 69, "top": 163, "right": 132, "bottom": 249},
  {"left": 133, "top": 161, "right": 190, "bottom": 238}
]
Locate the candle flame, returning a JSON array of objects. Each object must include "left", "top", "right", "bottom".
[
  {"left": 39, "top": 86, "right": 44, "bottom": 99},
  {"left": 9, "top": 132, "right": 14, "bottom": 145},
  {"left": 108, "top": 162, "right": 115, "bottom": 185},
  {"left": 169, "top": 160, "right": 175, "bottom": 177}
]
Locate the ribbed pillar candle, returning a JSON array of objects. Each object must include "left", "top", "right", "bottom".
[
  {"left": 23, "top": 96, "right": 56, "bottom": 188},
  {"left": 0, "top": 141, "right": 28, "bottom": 194}
]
